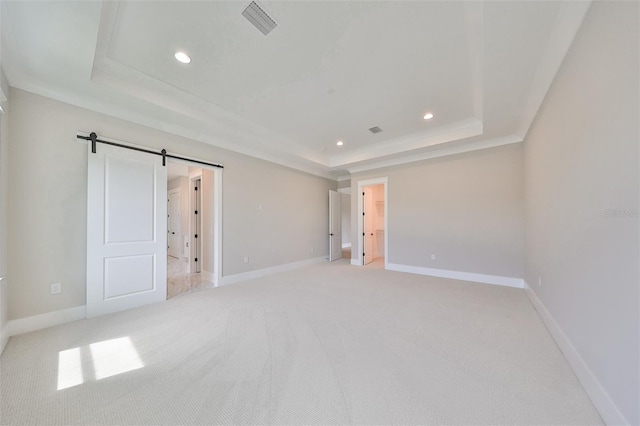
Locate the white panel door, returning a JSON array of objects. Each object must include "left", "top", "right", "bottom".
[
  {"left": 363, "top": 187, "right": 375, "bottom": 265},
  {"left": 167, "top": 190, "right": 180, "bottom": 258},
  {"left": 87, "top": 144, "right": 167, "bottom": 318},
  {"left": 329, "top": 190, "right": 342, "bottom": 261}
]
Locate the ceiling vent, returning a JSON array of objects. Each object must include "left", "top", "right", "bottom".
[
  {"left": 242, "top": 2, "right": 278, "bottom": 36},
  {"left": 369, "top": 126, "right": 383, "bottom": 134}
]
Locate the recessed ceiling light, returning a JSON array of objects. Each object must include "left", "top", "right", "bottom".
[
  {"left": 174, "top": 51, "right": 191, "bottom": 64},
  {"left": 423, "top": 113, "right": 434, "bottom": 120},
  {"left": 337, "top": 141, "right": 344, "bottom": 146}
]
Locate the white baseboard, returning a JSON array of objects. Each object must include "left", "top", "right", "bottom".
[
  {"left": 523, "top": 282, "right": 628, "bottom": 425},
  {"left": 8, "top": 305, "right": 86, "bottom": 337},
  {"left": 386, "top": 263, "right": 524, "bottom": 288},
  {"left": 350, "top": 259, "right": 361, "bottom": 266},
  {"left": 0, "top": 323, "right": 8, "bottom": 356},
  {"left": 341, "top": 243, "right": 352, "bottom": 249},
  {"left": 220, "top": 256, "right": 327, "bottom": 286}
]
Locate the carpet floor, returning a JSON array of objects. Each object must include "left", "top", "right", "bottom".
[{"left": 0, "top": 259, "right": 602, "bottom": 425}]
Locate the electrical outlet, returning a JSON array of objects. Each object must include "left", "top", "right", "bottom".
[
  {"left": 538, "top": 276, "right": 542, "bottom": 288},
  {"left": 243, "top": 256, "right": 249, "bottom": 264},
  {"left": 256, "top": 204, "right": 263, "bottom": 210},
  {"left": 310, "top": 247, "right": 315, "bottom": 253},
  {"left": 50, "top": 283, "right": 61, "bottom": 294},
  {"left": 431, "top": 254, "right": 436, "bottom": 261}
]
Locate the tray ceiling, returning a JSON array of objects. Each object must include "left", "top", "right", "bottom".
[{"left": 1, "top": 0, "right": 592, "bottom": 178}]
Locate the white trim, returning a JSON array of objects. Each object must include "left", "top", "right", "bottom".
[
  {"left": 220, "top": 256, "right": 327, "bottom": 287},
  {"left": 523, "top": 282, "right": 629, "bottom": 426},
  {"left": 386, "top": 263, "right": 524, "bottom": 289},
  {"left": 356, "top": 177, "right": 389, "bottom": 269},
  {"left": 213, "top": 168, "right": 222, "bottom": 287},
  {"left": 8, "top": 305, "right": 86, "bottom": 337},
  {"left": 337, "top": 187, "right": 351, "bottom": 195},
  {"left": 341, "top": 243, "right": 352, "bottom": 249},
  {"left": 337, "top": 175, "right": 351, "bottom": 182},
  {"left": 347, "top": 135, "right": 522, "bottom": 174}
]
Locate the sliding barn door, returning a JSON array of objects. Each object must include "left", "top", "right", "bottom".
[
  {"left": 87, "top": 144, "right": 167, "bottom": 318},
  {"left": 329, "top": 190, "right": 342, "bottom": 261}
]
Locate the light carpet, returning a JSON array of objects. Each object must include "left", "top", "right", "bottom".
[{"left": 0, "top": 259, "right": 602, "bottom": 425}]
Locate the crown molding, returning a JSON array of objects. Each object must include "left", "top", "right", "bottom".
[
  {"left": 347, "top": 134, "right": 523, "bottom": 174},
  {"left": 330, "top": 118, "right": 483, "bottom": 168}
]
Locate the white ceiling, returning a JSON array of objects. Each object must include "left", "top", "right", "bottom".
[{"left": 0, "top": 0, "right": 592, "bottom": 179}]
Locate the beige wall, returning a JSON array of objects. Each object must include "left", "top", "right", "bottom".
[
  {"left": 524, "top": 2, "right": 639, "bottom": 424},
  {"left": 351, "top": 144, "right": 524, "bottom": 278},
  {"left": 7, "top": 88, "right": 335, "bottom": 320}
]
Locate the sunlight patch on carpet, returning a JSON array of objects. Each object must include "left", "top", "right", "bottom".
[{"left": 57, "top": 336, "right": 144, "bottom": 390}]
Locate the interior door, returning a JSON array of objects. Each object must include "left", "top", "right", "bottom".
[
  {"left": 363, "top": 186, "right": 375, "bottom": 265},
  {"left": 167, "top": 190, "right": 180, "bottom": 257},
  {"left": 329, "top": 190, "right": 342, "bottom": 261},
  {"left": 87, "top": 143, "right": 168, "bottom": 318}
]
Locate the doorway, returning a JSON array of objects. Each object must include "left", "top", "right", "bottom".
[
  {"left": 166, "top": 162, "right": 221, "bottom": 299},
  {"left": 85, "top": 132, "right": 223, "bottom": 317},
  {"left": 357, "top": 177, "right": 388, "bottom": 268}
]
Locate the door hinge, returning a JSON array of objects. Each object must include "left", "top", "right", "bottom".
[
  {"left": 195, "top": 257, "right": 198, "bottom": 262},
  {"left": 195, "top": 187, "right": 198, "bottom": 191},
  {"left": 362, "top": 192, "right": 365, "bottom": 196},
  {"left": 362, "top": 232, "right": 365, "bottom": 236},
  {"left": 195, "top": 210, "right": 198, "bottom": 214},
  {"left": 195, "top": 234, "right": 198, "bottom": 239},
  {"left": 363, "top": 253, "right": 365, "bottom": 256}
]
